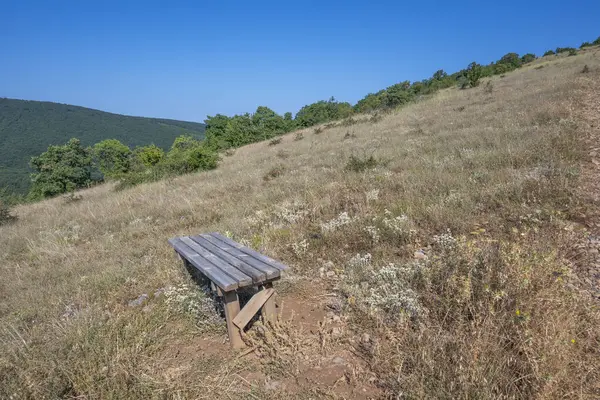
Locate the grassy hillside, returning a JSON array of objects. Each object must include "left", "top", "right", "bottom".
[
  {"left": 1, "top": 51, "right": 600, "bottom": 398},
  {"left": 0, "top": 98, "right": 205, "bottom": 194}
]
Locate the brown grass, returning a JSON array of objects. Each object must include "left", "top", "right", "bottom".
[{"left": 1, "top": 50, "right": 600, "bottom": 399}]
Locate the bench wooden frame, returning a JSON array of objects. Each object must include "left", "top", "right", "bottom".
[{"left": 168, "top": 232, "right": 289, "bottom": 348}]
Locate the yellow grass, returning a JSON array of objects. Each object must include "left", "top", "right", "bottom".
[{"left": 2, "top": 50, "right": 600, "bottom": 399}]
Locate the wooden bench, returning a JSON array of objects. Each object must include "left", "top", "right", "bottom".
[{"left": 168, "top": 232, "right": 289, "bottom": 348}]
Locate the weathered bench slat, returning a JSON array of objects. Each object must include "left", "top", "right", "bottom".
[
  {"left": 208, "top": 232, "right": 289, "bottom": 271},
  {"left": 189, "top": 235, "right": 267, "bottom": 282},
  {"left": 179, "top": 237, "right": 253, "bottom": 288},
  {"left": 168, "top": 238, "right": 239, "bottom": 291},
  {"left": 198, "top": 234, "right": 280, "bottom": 280}
]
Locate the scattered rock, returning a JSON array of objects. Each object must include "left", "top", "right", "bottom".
[
  {"left": 265, "top": 380, "right": 285, "bottom": 391},
  {"left": 361, "top": 333, "right": 371, "bottom": 344},
  {"left": 128, "top": 293, "right": 149, "bottom": 307},
  {"left": 331, "top": 356, "right": 347, "bottom": 366},
  {"left": 414, "top": 250, "right": 428, "bottom": 260},
  {"left": 61, "top": 303, "right": 78, "bottom": 320},
  {"left": 319, "top": 267, "right": 325, "bottom": 278}
]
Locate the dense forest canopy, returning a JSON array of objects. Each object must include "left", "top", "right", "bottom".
[{"left": 0, "top": 98, "right": 205, "bottom": 194}]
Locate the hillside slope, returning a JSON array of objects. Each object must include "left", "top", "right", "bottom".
[
  {"left": 0, "top": 98, "right": 205, "bottom": 194},
  {"left": 1, "top": 51, "right": 599, "bottom": 399}
]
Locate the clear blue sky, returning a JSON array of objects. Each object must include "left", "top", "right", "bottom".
[{"left": 1, "top": 1, "right": 598, "bottom": 122}]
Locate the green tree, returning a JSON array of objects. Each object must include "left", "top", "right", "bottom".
[
  {"left": 543, "top": 50, "right": 555, "bottom": 56},
  {"left": 161, "top": 135, "right": 219, "bottom": 174},
  {"left": 204, "top": 114, "right": 231, "bottom": 150},
  {"left": 497, "top": 53, "right": 522, "bottom": 69},
  {"left": 92, "top": 139, "right": 131, "bottom": 178},
  {"left": 29, "top": 138, "right": 92, "bottom": 199},
  {"left": 465, "top": 62, "right": 483, "bottom": 87},
  {"left": 594, "top": 36, "right": 600, "bottom": 45},
  {"left": 295, "top": 98, "right": 354, "bottom": 127},
  {"left": 580, "top": 42, "right": 592, "bottom": 49},
  {"left": 521, "top": 53, "right": 537, "bottom": 64}
]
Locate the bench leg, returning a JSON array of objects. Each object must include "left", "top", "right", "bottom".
[
  {"left": 261, "top": 282, "right": 277, "bottom": 324},
  {"left": 223, "top": 291, "right": 244, "bottom": 349}
]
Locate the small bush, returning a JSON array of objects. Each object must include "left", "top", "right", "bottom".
[
  {"left": 276, "top": 150, "right": 289, "bottom": 159},
  {"left": 343, "top": 131, "right": 357, "bottom": 140},
  {"left": 341, "top": 117, "right": 358, "bottom": 127},
  {"left": 582, "top": 65, "right": 590, "bottom": 74},
  {"left": 568, "top": 48, "right": 577, "bottom": 56},
  {"left": 457, "top": 76, "right": 470, "bottom": 90},
  {"left": 534, "top": 65, "right": 545, "bottom": 70},
  {"left": 63, "top": 192, "right": 82, "bottom": 204},
  {"left": 455, "top": 106, "right": 466, "bottom": 112},
  {"left": 224, "top": 148, "right": 236, "bottom": 156},
  {"left": 263, "top": 165, "right": 285, "bottom": 181},
  {"left": 268, "top": 137, "right": 282, "bottom": 146},
  {"left": 484, "top": 81, "right": 494, "bottom": 94},
  {"left": 314, "top": 127, "right": 323, "bottom": 135},
  {"left": 580, "top": 41, "right": 593, "bottom": 49},
  {"left": 0, "top": 200, "right": 17, "bottom": 225},
  {"left": 370, "top": 113, "right": 383, "bottom": 123},
  {"left": 345, "top": 154, "right": 379, "bottom": 172},
  {"left": 543, "top": 50, "right": 555, "bottom": 56},
  {"left": 556, "top": 47, "right": 576, "bottom": 55},
  {"left": 294, "top": 132, "right": 304, "bottom": 141}
]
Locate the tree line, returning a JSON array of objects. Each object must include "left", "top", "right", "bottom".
[{"left": 19, "top": 35, "right": 600, "bottom": 202}]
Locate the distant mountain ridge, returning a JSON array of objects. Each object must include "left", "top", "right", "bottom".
[{"left": 0, "top": 98, "right": 205, "bottom": 194}]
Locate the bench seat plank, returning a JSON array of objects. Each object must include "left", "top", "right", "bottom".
[
  {"left": 179, "top": 237, "right": 253, "bottom": 288},
  {"left": 198, "top": 234, "right": 280, "bottom": 280},
  {"left": 189, "top": 235, "right": 268, "bottom": 282},
  {"left": 208, "top": 232, "right": 289, "bottom": 271},
  {"left": 168, "top": 238, "right": 239, "bottom": 291}
]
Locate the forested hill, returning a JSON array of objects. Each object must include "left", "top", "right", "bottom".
[{"left": 0, "top": 98, "right": 205, "bottom": 194}]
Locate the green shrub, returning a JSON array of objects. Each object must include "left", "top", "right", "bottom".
[
  {"left": 580, "top": 42, "right": 593, "bottom": 49},
  {"left": 268, "top": 137, "right": 282, "bottom": 146},
  {"left": 134, "top": 144, "right": 165, "bottom": 167},
  {"left": 543, "top": 50, "right": 555, "bottom": 56},
  {"left": 0, "top": 200, "right": 17, "bottom": 225},
  {"left": 457, "top": 76, "right": 470, "bottom": 90},
  {"left": 294, "top": 132, "right": 304, "bottom": 141},
  {"left": 314, "top": 127, "right": 323, "bottom": 134},
  {"left": 582, "top": 65, "right": 590, "bottom": 74},
  {"left": 345, "top": 154, "right": 379, "bottom": 172},
  {"left": 568, "top": 48, "right": 577, "bottom": 56},
  {"left": 556, "top": 47, "right": 576, "bottom": 55},
  {"left": 521, "top": 53, "right": 537, "bottom": 64},
  {"left": 263, "top": 165, "right": 285, "bottom": 181},
  {"left": 484, "top": 81, "right": 494, "bottom": 94},
  {"left": 594, "top": 36, "right": 600, "bottom": 45}
]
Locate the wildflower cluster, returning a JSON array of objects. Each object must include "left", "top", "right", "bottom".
[
  {"left": 291, "top": 238, "right": 309, "bottom": 257},
  {"left": 164, "top": 284, "right": 222, "bottom": 330},
  {"left": 365, "top": 209, "right": 416, "bottom": 244},
  {"left": 364, "top": 262, "right": 425, "bottom": 319},
  {"left": 365, "top": 189, "right": 380, "bottom": 202},
  {"left": 321, "top": 211, "right": 353, "bottom": 232},
  {"left": 432, "top": 229, "right": 457, "bottom": 250}
]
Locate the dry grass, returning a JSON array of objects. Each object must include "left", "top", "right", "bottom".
[{"left": 2, "top": 49, "right": 600, "bottom": 399}]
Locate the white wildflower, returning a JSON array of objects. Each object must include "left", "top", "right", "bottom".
[
  {"left": 291, "top": 239, "right": 309, "bottom": 257},
  {"left": 321, "top": 211, "right": 353, "bottom": 232},
  {"left": 364, "top": 225, "right": 380, "bottom": 243},
  {"left": 366, "top": 189, "right": 380, "bottom": 202}
]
